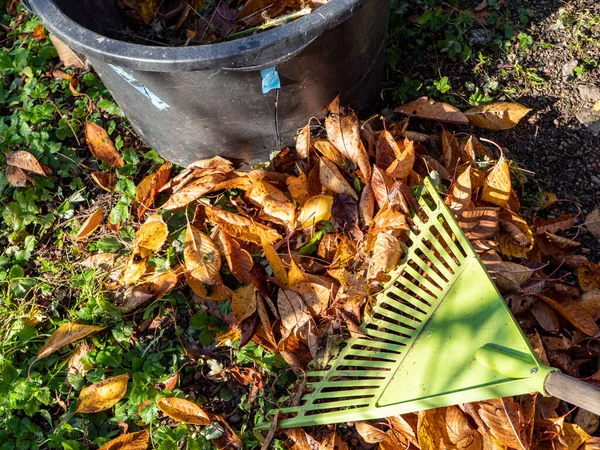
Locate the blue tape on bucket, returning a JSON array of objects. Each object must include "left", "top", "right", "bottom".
[{"left": 261, "top": 67, "right": 281, "bottom": 94}]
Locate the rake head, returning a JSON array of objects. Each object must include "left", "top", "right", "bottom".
[{"left": 272, "top": 177, "right": 553, "bottom": 429}]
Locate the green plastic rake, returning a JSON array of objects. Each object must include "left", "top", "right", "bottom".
[{"left": 270, "top": 177, "right": 600, "bottom": 430}]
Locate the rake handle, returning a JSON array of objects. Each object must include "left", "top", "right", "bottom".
[{"left": 544, "top": 371, "right": 600, "bottom": 415}]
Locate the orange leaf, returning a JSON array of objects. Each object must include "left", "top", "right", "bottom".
[
  {"left": 219, "top": 232, "right": 253, "bottom": 284},
  {"left": 85, "top": 123, "right": 124, "bottom": 168},
  {"left": 386, "top": 138, "right": 416, "bottom": 180},
  {"left": 205, "top": 205, "right": 281, "bottom": 244},
  {"left": 465, "top": 102, "right": 532, "bottom": 130},
  {"left": 295, "top": 122, "right": 311, "bottom": 159},
  {"left": 98, "top": 430, "right": 149, "bottom": 450},
  {"left": 540, "top": 296, "right": 600, "bottom": 336},
  {"left": 75, "top": 374, "right": 129, "bottom": 413},
  {"left": 231, "top": 284, "right": 258, "bottom": 325},
  {"left": 91, "top": 172, "right": 118, "bottom": 193},
  {"left": 261, "top": 236, "right": 288, "bottom": 286},
  {"left": 74, "top": 208, "right": 103, "bottom": 241},
  {"left": 478, "top": 397, "right": 530, "bottom": 450},
  {"left": 482, "top": 158, "right": 511, "bottom": 208},
  {"left": 136, "top": 162, "right": 171, "bottom": 218},
  {"left": 184, "top": 224, "right": 221, "bottom": 283},
  {"left": 395, "top": 97, "right": 469, "bottom": 124},
  {"left": 319, "top": 157, "right": 358, "bottom": 200},
  {"left": 156, "top": 397, "right": 210, "bottom": 425}
]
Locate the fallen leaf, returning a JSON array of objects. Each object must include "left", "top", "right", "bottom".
[
  {"left": 85, "top": 123, "right": 124, "bottom": 168},
  {"left": 387, "top": 138, "right": 416, "bottom": 180},
  {"left": 162, "top": 171, "right": 228, "bottom": 210},
  {"left": 541, "top": 296, "right": 600, "bottom": 336},
  {"left": 184, "top": 224, "right": 221, "bottom": 283},
  {"left": 121, "top": 270, "right": 178, "bottom": 312},
  {"left": 49, "top": 35, "right": 85, "bottom": 69},
  {"left": 156, "top": 397, "right": 210, "bottom": 425},
  {"left": 359, "top": 182, "right": 375, "bottom": 226},
  {"left": 367, "top": 233, "right": 402, "bottom": 280},
  {"left": 533, "top": 215, "right": 575, "bottom": 234},
  {"left": 247, "top": 178, "right": 296, "bottom": 227},
  {"left": 449, "top": 166, "right": 472, "bottom": 213},
  {"left": 314, "top": 139, "right": 348, "bottom": 168},
  {"left": 498, "top": 212, "right": 534, "bottom": 258},
  {"left": 277, "top": 289, "right": 311, "bottom": 330},
  {"left": 417, "top": 409, "right": 445, "bottom": 449},
  {"left": 286, "top": 170, "right": 310, "bottom": 206},
  {"left": 30, "top": 323, "right": 106, "bottom": 374},
  {"left": 441, "top": 129, "right": 460, "bottom": 170},
  {"left": 395, "top": 96, "right": 469, "bottom": 124},
  {"left": 320, "top": 431, "right": 349, "bottom": 450},
  {"left": 319, "top": 157, "right": 358, "bottom": 200},
  {"left": 531, "top": 300, "right": 561, "bottom": 332},
  {"left": 444, "top": 406, "right": 483, "bottom": 450},
  {"left": 5, "top": 166, "right": 27, "bottom": 187},
  {"left": 355, "top": 421, "right": 390, "bottom": 444},
  {"left": 584, "top": 209, "right": 600, "bottom": 239},
  {"left": 137, "top": 0, "right": 158, "bottom": 23},
  {"left": 134, "top": 214, "right": 168, "bottom": 259},
  {"left": 579, "top": 262, "right": 600, "bottom": 293},
  {"left": 205, "top": 206, "right": 281, "bottom": 244},
  {"left": 66, "top": 342, "right": 91, "bottom": 385},
  {"left": 98, "top": 430, "right": 149, "bottom": 450},
  {"left": 74, "top": 208, "right": 103, "bottom": 241},
  {"left": 294, "top": 281, "right": 331, "bottom": 316},
  {"left": 231, "top": 284, "right": 258, "bottom": 325},
  {"left": 575, "top": 409, "right": 600, "bottom": 435},
  {"left": 296, "top": 123, "right": 311, "bottom": 159},
  {"left": 91, "top": 172, "right": 118, "bottom": 193},
  {"left": 6, "top": 150, "right": 46, "bottom": 176},
  {"left": 482, "top": 158, "right": 511, "bottom": 208},
  {"left": 371, "top": 165, "right": 395, "bottom": 208},
  {"left": 325, "top": 96, "right": 371, "bottom": 182},
  {"left": 297, "top": 195, "right": 333, "bottom": 230},
  {"left": 465, "top": 102, "right": 532, "bottom": 130},
  {"left": 220, "top": 232, "right": 253, "bottom": 284},
  {"left": 261, "top": 236, "right": 288, "bottom": 286},
  {"left": 79, "top": 253, "right": 118, "bottom": 270},
  {"left": 136, "top": 162, "right": 171, "bottom": 218},
  {"left": 581, "top": 291, "right": 600, "bottom": 320},
  {"left": 478, "top": 397, "right": 530, "bottom": 450},
  {"left": 75, "top": 373, "right": 129, "bottom": 413},
  {"left": 376, "top": 130, "right": 400, "bottom": 169}
]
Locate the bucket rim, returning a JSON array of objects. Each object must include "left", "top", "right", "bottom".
[{"left": 29, "top": 0, "right": 369, "bottom": 72}]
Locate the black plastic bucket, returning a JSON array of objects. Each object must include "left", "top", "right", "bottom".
[{"left": 28, "top": 0, "right": 390, "bottom": 167}]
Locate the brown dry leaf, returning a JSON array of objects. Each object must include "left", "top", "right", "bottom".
[
  {"left": 98, "top": 430, "right": 149, "bottom": 450},
  {"left": 261, "top": 236, "right": 288, "bottom": 286},
  {"left": 496, "top": 261, "right": 534, "bottom": 289},
  {"left": 320, "top": 432, "right": 349, "bottom": 450},
  {"left": 286, "top": 170, "right": 310, "bottom": 206},
  {"left": 441, "top": 129, "right": 460, "bottom": 170},
  {"left": 319, "top": 157, "right": 358, "bottom": 200},
  {"left": 579, "top": 262, "right": 600, "bottom": 293},
  {"left": 247, "top": 178, "right": 296, "bottom": 227},
  {"left": 6, "top": 150, "right": 46, "bottom": 176},
  {"left": 445, "top": 406, "right": 483, "bottom": 450},
  {"left": 294, "top": 281, "right": 331, "bottom": 316},
  {"left": 355, "top": 421, "right": 390, "bottom": 444},
  {"left": 184, "top": 224, "right": 220, "bottom": 283},
  {"left": 85, "top": 123, "right": 124, "bottom": 168},
  {"left": 584, "top": 209, "right": 600, "bottom": 238},
  {"left": 367, "top": 233, "right": 402, "bottom": 280},
  {"left": 186, "top": 271, "right": 232, "bottom": 301},
  {"left": 359, "top": 182, "right": 375, "bottom": 226},
  {"left": 220, "top": 232, "right": 253, "bottom": 284},
  {"left": 91, "top": 172, "right": 118, "bottom": 193},
  {"left": 461, "top": 135, "right": 477, "bottom": 163},
  {"left": 376, "top": 130, "right": 400, "bottom": 169},
  {"left": 162, "top": 171, "right": 227, "bottom": 210},
  {"left": 297, "top": 195, "right": 333, "bottom": 230},
  {"left": 549, "top": 416, "right": 594, "bottom": 450},
  {"left": 74, "top": 208, "right": 103, "bottom": 241},
  {"left": 387, "top": 138, "right": 416, "bottom": 180},
  {"left": 540, "top": 296, "right": 600, "bottom": 336},
  {"left": 371, "top": 165, "right": 395, "bottom": 208},
  {"left": 482, "top": 158, "right": 511, "bottom": 208},
  {"left": 205, "top": 206, "right": 281, "bottom": 245},
  {"left": 531, "top": 300, "right": 561, "bottom": 332},
  {"left": 325, "top": 96, "right": 371, "bottom": 182},
  {"left": 75, "top": 374, "right": 129, "bottom": 413},
  {"left": 79, "top": 253, "right": 118, "bottom": 270},
  {"left": 395, "top": 96, "right": 469, "bottom": 125},
  {"left": 137, "top": 0, "right": 158, "bottom": 23},
  {"left": 465, "top": 102, "right": 532, "bottom": 130},
  {"left": 296, "top": 123, "right": 311, "bottom": 159},
  {"left": 135, "top": 214, "right": 168, "bottom": 259},
  {"left": 231, "top": 284, "right": 258, "bottom": 325},
  {"left": 136, "top": 162, "right": 171, "bottom": 218},
  {"left": 314, "top": 139, "right": 348, "bottom": 168},
  {"left": 533, "top": 215, "right": 575, "bottom": 235},
  {"left": 49, "top": 35, "right": 85, "bottom": 69},
  {"left": 66, "top": 341, "right": 91, "bottom": 386},
  {"left": 156, "top": 397, "right": 210, "bottom": 425},
  {"left": 449, "top": 166, "right": 472, "bottom": 213},
  {"left": 121, "top": 270, "right": 178, "bottom": 312},
  {"left": 6, "top": 166, "right": 27, "bottom": 187},
  {"left": 277, "top": 289, "right": 311, "bottom": 330},
  {"left": 575, "top": 409, "right": 600, "bottom": 435},
  {"left": 478, "top": 397, "right": 530, "bottom": 450},
  {"left": 581, "top": 291, "right": 600, "bottom": 320},
  {"left": 417, "top": 409, "right": 445, "bottom": 449},
  {"left": 30, "top": 323, "right": 106, "bottom": 373}
]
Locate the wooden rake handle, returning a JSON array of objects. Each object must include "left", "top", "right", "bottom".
[{"left": 544, "top": 372, "right": 600, "bottom": 415}]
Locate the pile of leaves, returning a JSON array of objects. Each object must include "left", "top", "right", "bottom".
[
  {"left": 17, "top": 90, "right": 600, "bottom": 449},
  {"left": 115, "top": 0, "right": 326, "bottom": 46}
]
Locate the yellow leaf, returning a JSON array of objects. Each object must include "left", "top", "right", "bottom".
[
  {"left": 85, "top": 123, "right": 124, "bottom": 168},
  {"left": 449, "top": 166, "right": 472, "bottom": 213},
  {"left": 297, "top": 195, "right": 334, "bottom": 230},
  {"left": 135, "top": 214, "right": 168, "bottom": 259},
  {"left": 74, "top": 208, "right": 103, "bottom": 241},
  {"left": 162, "top": 171, "right": 228, "bottom": 210},
  {"left": 205, "top": 205, "right": 281, "bottom": 245},
  {"left": 6, "top": 150, "right": 47, "bottom": 176},
  {"left": 386, "top": 138, "right": 415, "bottom": 180},
  {"left": 261, "top": 236, "right": 288, "bottom": 286},
  {"left": 288, "top": 258, "right": 308, "bottom": 286},
  {"left": 498, "top": 212, "right": 534, "bottom": 258},
  {"left": 135, "top": 162, "right": 171, "bottom": 218},
  {"left": 184, "top": 224, "right": 221, "bottom": 283},
  {"left": 98, "top": 430, "right": 149, "bottom": 450},
  {"left": 314, "top": 139, "right": 348, "bottom": 168},
  {"left": 91, "top": 172, "right": 118, "bottom": 193},
  {"left": 157, "top": 397, "right": 210, "bottom": 425},
  {"left": 185, "top": 271, "right": 232, "bottom": 301},
  {"left": 75, "top": 373, "right": 129, "bottom": 413},
  {"left": 29, "top": 323, "right": 106, "bottom": 375},
  {"left": 247, "top": 179, "right": 296, "bottom": 227},
  {"left": 138, "top": 0, "right": 158, "bottom": 23},
  {"left": 286, "top": 170, "right": 310, "bottom": 206},
  {"left": 482, "top": 158, "right": 511, "bottom": 208},
  {"left": 219, "top": 232, "right": 254, "bottom": 284},
  {"left": 465, "top": 102, "right": 532, "bottom": 130},
  {"left": 231, "top": 284, "right": 258, "bottom": 325},
  {"left": 579, "top": 262, "right": 600, "bottom": 293}
]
